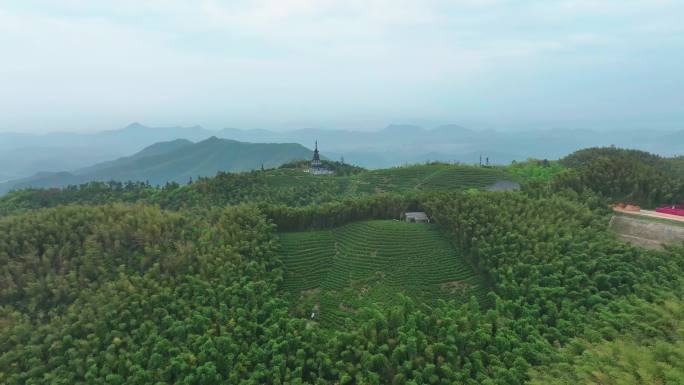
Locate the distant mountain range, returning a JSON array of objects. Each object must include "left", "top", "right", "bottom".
[
  {"left": 215, "top": 124, "right": 684, "bottom": 166},
  {"left": 0, "top": 137, "right": 312, "bottom": 194},
  {"left": 0, "top": 123, "right": 214, "bottom": 178},
  {"left": 1, "top": 122, "right": 682, "bottom": 180}
]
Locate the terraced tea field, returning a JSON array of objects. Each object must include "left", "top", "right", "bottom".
[
  {"left": 419, "top": 166, "right": 513, "bottom": 190},
  {"left": 352, "top": 164, "right": 516, "bottom": 194},
  {"left": 279, "top": 220, "right": 489, "bottom": 326},
  {"left": 266, "top": 164, "right": 518, "bottom": 196},
  {"left": 353, "top": 165, "right": 446, "bottom": 193}
]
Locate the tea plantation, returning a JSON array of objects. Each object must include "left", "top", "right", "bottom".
[
  {"left": 279, "top": 220, "right": 489, "bottom": 326},
  {"left": 351, "top": 164, "right": 514, "bottom": 194},
  {"left": 419, "top": 166, "right": 513, "bottom": 190}
]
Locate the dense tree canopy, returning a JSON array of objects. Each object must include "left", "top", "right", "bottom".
[
  {"left": 1, "top": 147, "right": 684, "bottom": 384},
  {"left": 552, "top": 156, "right": 684, "bottom": 208},
  {"left": 0, "top": 163, "right": 514, "bottom": 217},
  {"left": 560, "top": 147, "right": 673, "bottom": 171}
]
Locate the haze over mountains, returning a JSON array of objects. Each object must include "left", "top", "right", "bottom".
[
  {"left": 1, "top": 122, "right": 682, "bottom": 191},
  {"left": 0, "top": 137, "right": 311, "bottom": 194}
]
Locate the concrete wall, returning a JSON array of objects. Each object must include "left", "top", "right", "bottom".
[{"left": 609, "top": 215, "right": 684, "bottom": 250}]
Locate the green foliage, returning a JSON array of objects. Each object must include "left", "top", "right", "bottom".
[
  {"left": 420, "top": 166, "right": 513, "bottom": 190},
  {"left": 668, "top": 156, "right": 684, "bottom": 178},
  {"left": 552, "top": 156, "right": 684, "bottom": 207},
  {"left": 354, "top": 163, "right": 511, "bottom": 194},
  {"left": 536, "top": 336, "right": 684, "bottom": 385},
  {"left": 0, "top": 204, "right": 285, "bottom": 384},
  {"left": 0, "top": 201, "right": 548, "bottom": 384},
  {"left": 0, "top": 181, "right": 158, "bottom": 216},
  {"left": 279, "top": 159, "right": 365, "bottom": 176},
  {"left": 534, "top": 147, "right": 684, "bottom": 208},
  {"left": 529, "top": 286, "right": 684, "bottom": 385},
  {"left": 0, "top": 163, "right": 517, "bottom": 216},
  {"left": 0, "top": 137, "right": 314, "bottom": 193},
  {"left": 424, "top": 191, "right": 684, "bottom": 344},
  {"left": 560, "top": 146, "right": 673, "bottom": 171},
  {"left": 260, "top": 194, "right": 423, "bottom": 231},
  {"left": 506, "top": 159, "right": 565, "bottom": 182},
  {"left": 3, "top": 147, "right": 684, "bottom": 384},
  {"left": 280, "top": 220, "right": 488, "bottom": 326}
]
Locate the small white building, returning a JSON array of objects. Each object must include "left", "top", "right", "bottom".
[{"left": 403, "top": 212, "right": 429, "bottom": 223}]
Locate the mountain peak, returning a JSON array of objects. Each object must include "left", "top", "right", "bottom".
[
  {"left": 124, "top": 122, "right": 146, "bottom": 130},
  {"left": 200, "top": 136, "right": 223, "bottom": 144}
]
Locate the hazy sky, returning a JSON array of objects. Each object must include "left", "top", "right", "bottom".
[{"left": 1, "top": 0, "right": 683, "bottom": 133}]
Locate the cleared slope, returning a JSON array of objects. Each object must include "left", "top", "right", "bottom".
[
  {"left": 280, "top": 220, "right": 489, "bottom": 326},
  {"left": 609, "top": 214, "right": 684, "bottom": 250}
]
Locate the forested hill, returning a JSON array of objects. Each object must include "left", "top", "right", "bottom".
[
  {"left": 2, "top": 192, "right": 684, "bottom": 384},
  {"left": 550, "top": 146, "right": 684, "bottom": 208},
  {"left": 0, "top": 162, "right": 518, "bottom": 216},
  {"left": 560, "top": 146, "right": 684, "bottom": 177},
  {"left": 0, "top": 137, "right": 312, "bottom": 194},
  {"left": 1, "top": 146, "right": 684, "bottom": 384},
  {"left": 2, "top": 146, "right": 683, "bottom": 216}
]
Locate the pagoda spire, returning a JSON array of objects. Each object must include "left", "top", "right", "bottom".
[
  {"left": 309, "top": 140, "right": 331, "bottom": 175},
  {"left": 311, "top": 140, "right": 321, "bottom": 167}
]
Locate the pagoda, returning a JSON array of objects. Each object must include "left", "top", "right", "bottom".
[{"left": 309, "top": 141, "right": 332, "bottom": 175}]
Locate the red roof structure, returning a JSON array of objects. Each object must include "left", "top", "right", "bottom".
[{"left": 656, "top": 205, "right": 684, "bottom": 217}]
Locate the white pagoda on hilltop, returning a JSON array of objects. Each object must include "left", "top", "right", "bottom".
[{"left": 309, "top": 141, "right": 333, "bottom": 175}]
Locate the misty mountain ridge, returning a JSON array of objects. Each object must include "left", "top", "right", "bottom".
[
  {"left": 0, "top": 137, "right": 312, "bottom": 194},
  {"left": 1, "top": 122, "right": 682, "bottom": 179}
]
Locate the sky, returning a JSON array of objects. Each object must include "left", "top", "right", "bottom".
[{"left": 0, "top": 0, "right": 683, "bottom": 133}]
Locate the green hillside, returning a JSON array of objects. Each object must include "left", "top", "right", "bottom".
[
  {"left": 354, "top": 165, "right": 446, "bottom": 193},
  {"left": 4, "top": 148, "right": 684, "bottom": 384},
  {"left": 280, "top": 220, "right": 488, "bottom": 327},
  {"left": 0, "top": 137, "right": 312, "bottom": 194},
  {"left": 77, "top": 138, "right": 194, "bottom": 172},
  {"left": 552, "top": 147, "right": 684, "bottom": 208},
  {"left": 419, "top": 166, "right": 513, "bottom": 190},
  {"left": 261, "top": 163, "right": 517, "bottom": 197},
  {"left": 265, "top": 163, "right": 516, "bottom": 196},
  {"left": 0, "top": 161, "right": 520, "bottom": 214},
  {"left": 352, "top": 163, "right": 516, "bottom": 194}
]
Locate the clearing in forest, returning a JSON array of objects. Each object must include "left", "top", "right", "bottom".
[{"left": 279, "top": 220, "right": 489, "bottom": 326}]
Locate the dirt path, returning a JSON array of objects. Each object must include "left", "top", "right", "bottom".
[{"left": 613, "top": 208, "right": 684, "bottom": 223}]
